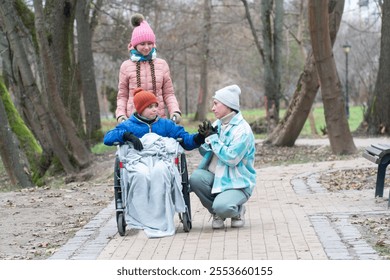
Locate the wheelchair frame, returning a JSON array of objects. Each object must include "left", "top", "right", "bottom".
[{"left": 113, "top": 148, "right": 192, "bottom": 236}]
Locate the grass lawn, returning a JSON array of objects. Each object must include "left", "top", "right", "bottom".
[{"left": 297, "top": 105, "right": 364, "bottom": 136}]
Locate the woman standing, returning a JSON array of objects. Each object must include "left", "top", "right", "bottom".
[{"left": 116, "top": 14, "right": 181, "bottom": 123}]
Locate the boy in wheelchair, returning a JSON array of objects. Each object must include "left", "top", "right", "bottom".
[{"left": 104, "top": 88, "right": 205, "bottom": 237}]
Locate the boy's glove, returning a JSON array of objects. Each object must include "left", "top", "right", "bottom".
[
  {"left": 123, "top": 132, "right": 143, "bottom": 151},
  {"left": 198, "top": 120, "right": 217, "bottom": 138},
  {"left": 193, "top": 133, "right": 205, "bottom": 145},
  {"left": 171, "top": 112, "right": 181, "bottom": 124}
]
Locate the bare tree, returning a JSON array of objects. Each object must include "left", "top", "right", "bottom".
[
  {"left": 194, "top": 0, "right": 211, "bottom": 121},
  {"left": 75, "top": 0, "right": 102, "bottom": 144},
  {"left": 33, "top": 0, "right": 91, "bottom": 167},
  {"left": 308, "top": 0, "right": 356, "bottom": 154},
  {"left": 242, "top": 0, "right": 283, "bottom": 132},
  {"left": 0, "top": 0, "right": 78, "bottom": 174},
  {"left": 35, "top": 0, "right": 102, "bottom": 146},
  {"left": 44, "top": 0, "right": 81, "bottom": 128},
  {"left": 265, "top": 0, "right": 344, "bottom": 146},
  {"left": 365, "top": 1, "right": 390, "bottom": 135},
  {"left": 262, "top": 0, "right": 283, "bottom": 132}
]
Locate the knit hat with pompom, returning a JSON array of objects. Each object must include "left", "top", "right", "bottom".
[
  {"left": 133, "top": 88, "right": 158, "bottom": 114},
  {"left": 130, "top": 14, "right": 156, "bottom": 47}
]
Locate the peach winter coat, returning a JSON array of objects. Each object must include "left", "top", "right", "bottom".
[{"left": 115, "top": 58, "right": 180, "bottom": 120}]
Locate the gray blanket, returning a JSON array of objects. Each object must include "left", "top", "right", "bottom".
[{"left": 117, "top": 133, "right": 186, "bottom": 238}]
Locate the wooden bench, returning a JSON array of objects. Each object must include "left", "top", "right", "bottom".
[{"left": 363, "top": 143, "right": 390, "bottom": 200}]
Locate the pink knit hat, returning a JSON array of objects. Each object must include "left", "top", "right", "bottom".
[{"left": 130, "top": 14, "right": 156, "bottom": 47}]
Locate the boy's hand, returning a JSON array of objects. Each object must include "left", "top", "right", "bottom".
[
  {"left": 123, "top": 132, "right": 143, "bottom": 151},
  {"left": 198, "top": 120, "right": 217, "bottom": 138}
]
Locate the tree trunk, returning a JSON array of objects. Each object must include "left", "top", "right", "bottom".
[
  {"left": 0, "top": 0, "right": 76, "bottom": 174},
  {"left": 265, "top": 0, "right": 344, "bottom": 146},
  {"left": 34, "top": 0, "right": 91, "bottom": 167},
  {"left": 45, "top": 0, "right": 82, "bottom": 132},
  {"left": 194, "top": 0, "right": 211, "bottom": 121},
  {"left": 365, "top": 1, "right": 390, "bottom": 135},
  {"left": 7, "top": 71, "right": 54, "bottom": 181},
  {"left": 308, "top": 0, "right": 356, "bottom": 154},
  {"left": 75, "top": 0, "right": 102, "bottom": 145},
  {"left": 0, "top": 83, "right": 34, "bottom": 188},
  {"left": 261, "top": 0, "right": 283, "bottom": 132},
  {"left": 308, "top": 109, "right": 318, "bottom": 135},
  {"left": 0, "top": 78, "right": 49, "bottom": 184}
]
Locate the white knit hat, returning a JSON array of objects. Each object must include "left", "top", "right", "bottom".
[{"left": 213, "top": 84, "right": 241, "bottom": 111}]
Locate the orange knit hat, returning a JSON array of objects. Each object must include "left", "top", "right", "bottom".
[{"left": 133, "top": 88, "right": 158, "bottom": 114}]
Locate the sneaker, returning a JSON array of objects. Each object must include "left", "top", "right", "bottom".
[
  {"left": 212, "top": 214, "right": 225, "bottom": 229},
  {"left": 231, "top": 205, "right": 246, "bottom": 228}
]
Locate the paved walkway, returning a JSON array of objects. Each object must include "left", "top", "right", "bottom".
[{"left": 50, "top": 137, "right": 389, "bottom": 260}]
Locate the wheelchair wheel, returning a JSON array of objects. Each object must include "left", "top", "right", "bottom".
[
  {"left": 182, "top": 211, "right": 192, "bottom": 232},
  {"left": 114, "top": 156, "right": 120, "bottom": 188},
  {"left": 180, "top": 154, "right": 192, "bottom": 218},
  {"left": 114, "top": 156, "right": 123, "bottom": 210},
  {"left": 117, "top": 212, "right": 126, "bottom": 236}
]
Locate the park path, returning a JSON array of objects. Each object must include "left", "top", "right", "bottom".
[{"left": 50, "top": 137, "right": 389, "bottom": 260}]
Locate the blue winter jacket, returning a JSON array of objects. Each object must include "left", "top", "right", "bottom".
[{"left": 103, "top": 114, "right": 201, "bottom": 151}]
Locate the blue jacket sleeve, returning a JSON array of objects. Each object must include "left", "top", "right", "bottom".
[
  {"left": 103, "top": 127, "right": 128, "bottom": 146},
  {"left": 164, "top": 121, "right": 200, "bottom": 150}
]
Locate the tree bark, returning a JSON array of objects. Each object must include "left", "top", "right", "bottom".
[
  {"left": 45, "top": 0, "right": 82, "bottom": 131},
  {"left": 0, "top": 78, "right": 48, "bottom": 185},
  {"left": 308, "top": 0, "right": 356, "bottom": 154},
  {"left": 0, "top": 0, "right": 76, "bottom": 173},
  {"left": 365, "top": 1, "right": 390, "bottom": 135},
  {"left": 75, "top": 0, "right": 102, "bottom": 145},
  {"left": 0, "top": 83, "right": 34, "bottom": 188},
  {"left": 33, "top": 0, "right": 91, "bottom": 167},
  {"left": 194, "top": 0, "right": 211, "bottom": 121},
  {"left": 308, "top": 109, "right": 318, "bottom": 135},
  {"left": 261, "top": 0, "right": 283, "bottom": 132}
]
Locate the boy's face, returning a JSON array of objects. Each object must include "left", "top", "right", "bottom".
[
  {"left": 141, "top": 103, "right": 158, "bottom": 119},
  {"left": 212, "top": 99, "right": 232, "bottom": 119}
]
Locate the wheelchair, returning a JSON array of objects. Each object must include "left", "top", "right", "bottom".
[{"left": 113, "top": 142, "right": 192, "bottom": 236}]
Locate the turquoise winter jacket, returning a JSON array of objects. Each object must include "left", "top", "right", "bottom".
[{"left": 197, "top": 112, "right": 256, "bottom": 195}]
